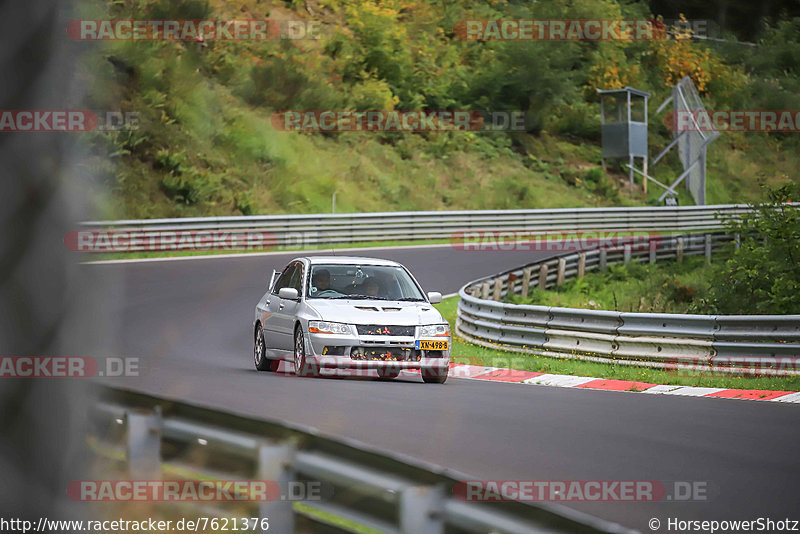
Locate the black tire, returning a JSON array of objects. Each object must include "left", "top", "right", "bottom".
[
  {"left": 421, "top": 366, "right": 448, "bottom": 384},
  {"left": 294, "top": 327, "right": 319, "bottom": 377},
  {"left": 254, "top": 326, "right": 279, "bottom": 372},
  {"left": 377, "top": 367, "right": 401, "bottom": 380}
]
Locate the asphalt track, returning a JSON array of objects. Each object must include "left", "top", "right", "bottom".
[{"left": 76, "top": 246, "right": 800, "bottom": 532}]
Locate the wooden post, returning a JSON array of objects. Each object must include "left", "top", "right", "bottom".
[
  {"left": 481, "top": 281, "right": 490, "bottom": 300},
  {"left": 705, "top": 234, "right": 712, "bottom": 263},
  {"left": 577, "top": 253, "right": 586, "bottom": 278},
  {"left": 642, "top": 157, "right": 648, "bottom": 195},
  {"left": 624, "top": 245, "right": 632, "bottom": 265},
  {"left": 492, "top": 277, "right": 503, "bottom": 301},
  {"left": 629, "top": 154, "right": 634, "bottom": 188},
  {"left": 538, "top": 263, "right": 549, "bottom": 290},
  {"left": 599, "top": 249, "right": 607, "bottom": 272},
  {"left": 507, "top": 273, "right": 517, "bottom": 295},
  {"left": 556, "top": 258, "right": 566, "bottom": 286},
  {"left": 649, "top": 239, "right": 657, "bottom": 264},
  {"left": 521, "top": 268, "right": 531, "bottom": 297},
  {"left": 676, "top": 237, "right": 684, "bottom": 263}
]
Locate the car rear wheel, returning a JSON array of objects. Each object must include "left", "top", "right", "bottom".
[
  {"left": 254, "top": 327, "right": 279, "bottom": 372},
  {"left": 421, "top": 366, "right": 448, "bottom": 384},
  {"left": 294, "top": 327, "right": 319, "bottom": 377}
]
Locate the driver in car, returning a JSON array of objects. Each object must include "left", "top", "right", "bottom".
[
  {"left": 312, "top": 268, "right": 331, "bottom": 293},
  {"left": 363, "top": 278, "right": 380, "bottom": 297}
]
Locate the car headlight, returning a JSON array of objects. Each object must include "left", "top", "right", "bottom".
[
  {"left": 417, "top": 324, "right": 450, "bottom": 337},
  {"left": 309, "top": 321, "right": 353, "bottom": 335}
]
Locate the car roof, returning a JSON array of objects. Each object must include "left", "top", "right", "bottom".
[{"left": 301, "top": 256, "right": 403, "bottom": 267}]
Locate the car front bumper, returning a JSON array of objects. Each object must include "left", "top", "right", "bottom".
[{"left": 304, "top": 331, "right": 450, "bottom": 370}]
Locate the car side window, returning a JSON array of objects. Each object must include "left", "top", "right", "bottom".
[
  {"left": 272, "top": 264, "right": 297, "bottom": 294},
  {"left": 289, "top": 262, "right": 304, "bottom": 295}
]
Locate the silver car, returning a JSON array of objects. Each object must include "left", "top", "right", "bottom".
[{"left": 253, "top": 256, "right": 450, "bottom": 383}]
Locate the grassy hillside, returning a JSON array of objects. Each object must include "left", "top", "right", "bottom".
[{"left": 78, "top": 0, "right": 800, "bottom": 219}]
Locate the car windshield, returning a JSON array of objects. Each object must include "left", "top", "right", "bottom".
[{"left": 307, "top": 264, "right": 426, "bottom": 301}]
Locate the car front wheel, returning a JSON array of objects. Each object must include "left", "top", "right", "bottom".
[
  {"left": 294, "top": 327, "right": 319, "bottom": 377},
  {"left": 377, "top": 367, "right": 401, "bottom": 380}
]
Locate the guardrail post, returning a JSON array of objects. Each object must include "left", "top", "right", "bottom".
[
  {"left": 492, "top": 278, "right": 503, "bottom": 301},
  {"left": 258, "top": 442, "right": 294, "bottom": 534},
  {"left": 623, "top": 245, "right": 632, "bottom": 265},
  {"left": 556, "top": 258, "right": 566, "bottom": 286},
  {"left": 577, "top": 253, "right": 586, "bottom": 278},
  {"left": 705, "top": 234, "right": 712, "bottom": 263},
  {"left": 735, "top": 233, "right": 741, "bottom": 250},
  {"left": 521, "top": 268, "right": 531, "bottom": 297},
  {"left": 599, "top": 249, "right": 607, "bottom": 272},
  {"left": 676, "top": 237, "right": 684, "bottom": 263},
  {"left": 538, "top": 264, "right": 549, "bottom": 290},
  {"left": 481, "top": 282, "right": 490, "bottom": 300},
  {"left": 399, "top": 484, "right": 444, "bottom": 534},
  {"left": 649, "top": 239, "right": 657, "bottom": 264},
  {"left": 507, "top": 273, "right": 517, "bottom": 295},
  {"left": 126, "top": 408, "right": 162, "bottom": 480}
]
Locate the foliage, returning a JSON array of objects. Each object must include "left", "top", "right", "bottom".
[
  {"left": 648, "top": 15, "right": 714, "bottom": 92},
  {"left": 697, "top": 184, "right": 800, "bottom": 314},
  {"left": 78, "top": 0, "right": 800, "bottom": 218},
  {"left": 509, "top": 255, "right": 712, "bottom": 314}
]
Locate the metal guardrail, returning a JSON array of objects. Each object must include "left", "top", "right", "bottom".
[
  {"left": 456, "top": 233, "right": 800, "bottom": 376},
  {"left": 92, "top": 387, "right": 634, "bottom": 534},
  {"left": 78, "top": 204, "right": 755, "bottom": 249}
]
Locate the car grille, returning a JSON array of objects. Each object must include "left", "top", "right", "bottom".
[
  {"left": 356, "top": 325, "right": 415, "bottom": 336},
  {"left": 351, "top": 347, "right": 421, "bottom": 361}
]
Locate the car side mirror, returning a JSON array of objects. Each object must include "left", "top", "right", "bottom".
[
  {"left": 278, "top": 287, "right": 299, "bottom": 300},
  {"left": 427, "top": 291, "right": 442, "bottom": 304}
]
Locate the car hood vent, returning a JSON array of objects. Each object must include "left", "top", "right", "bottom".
[
  {"left": 354, "top": 306, "right": 380, "bottom": 312},
  {"left": 381, "top": 307, "right": 401, "bottom": 312}
]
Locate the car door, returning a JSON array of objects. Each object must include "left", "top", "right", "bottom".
[
  {"left": 262, "top": 263, "right": 296, "bottom": 356},
  {"left": 271, "top": 261, "right": 304, "bottom": 353}
]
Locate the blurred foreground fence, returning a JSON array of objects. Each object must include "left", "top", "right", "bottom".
[
  {"left": 92, "top": 387, "right": 633, "bottom": 534},
  {"left": 457, "top": 232, "right": 800, "bottom": 376}
]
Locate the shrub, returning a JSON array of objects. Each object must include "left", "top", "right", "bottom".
[{"left": 701, "top": 184, "right": 800, "bottom": 314}]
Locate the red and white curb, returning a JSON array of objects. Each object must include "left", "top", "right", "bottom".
[{"left": 429, "top": 364, "right": 800, "bottom": 403}]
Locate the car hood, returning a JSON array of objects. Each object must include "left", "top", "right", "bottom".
[{"left": 306, "top": 299, "right": 444, "bottom": 326}]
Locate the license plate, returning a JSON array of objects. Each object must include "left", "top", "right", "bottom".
[{"left": 416, "top": 339, "right": 449, "bottom": 351}]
